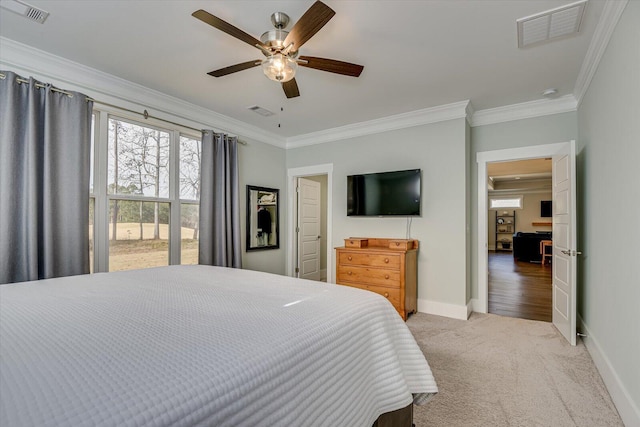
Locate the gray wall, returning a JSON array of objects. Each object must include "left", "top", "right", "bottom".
[
  {"left": 470, "top": 112, "right": 578, "bottom": 299},
  {"left": 239, "top": 138, "right": 287, "bottom": 275},
  {"left": 577, "top": 1, "right": 639, "bottom": 422},
  {"left": 287, "top": 119, "right": 469, "bottom": 309}
]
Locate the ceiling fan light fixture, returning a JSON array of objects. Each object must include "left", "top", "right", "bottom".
[{"left": 262, "top": 53, "right": 297, "bottom": 82}]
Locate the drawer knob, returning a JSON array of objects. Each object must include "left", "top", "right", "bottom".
[
  {"left": 348, "top": 271, "right": 352, "bottom": 275},
  {"left": 384, "top": 258, "right": 389, "bottom": 263},
  {"left": 349, "top": 240, "right": 354, "bottom": 244},
  {"left": 348, "top": 256, "right": 352, "bottom": 261},
  {"left": 384, "top": 292, "right": 389, "bottom": 298},
  {"left": 395, "top": 242, "right": 400, "bottom": 246},
  {"left": 385, "top": 274, "right": 389, "bottom": 279}
]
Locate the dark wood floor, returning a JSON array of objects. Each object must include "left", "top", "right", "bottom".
[{"left": 488, "top": 251, "right": 552, "bottom": 322}]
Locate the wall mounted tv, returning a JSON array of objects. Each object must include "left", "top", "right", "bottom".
[
  {"left": 541, "top": 200, "right": 552, "bottom": 217},
  {"left": 347, "top": 169, "right": 421, "bottom": 216}
]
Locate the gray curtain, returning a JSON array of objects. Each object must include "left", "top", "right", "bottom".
[
  {"left": 0, "top": 71, "right": 93, "bottom": 284},
  {"left": 199, "top": 131, "right": 242, "bottom": 268}
]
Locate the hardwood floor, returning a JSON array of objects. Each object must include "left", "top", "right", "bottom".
[{"left": 488, "top": 251, "right": 552, "bottom": 322}]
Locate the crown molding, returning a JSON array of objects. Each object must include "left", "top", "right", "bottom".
[
  {"left": 0, "top": 37, "right": 286, "bottom": 148},
  {"left": 285, "top": 100, "right": 470, "bottom": 149},
  {"left": 573, "top": 0, "right": 628, "bottom": 107},
  {"left": 470, "top": 95, "right": 578, "bottom": 127}
]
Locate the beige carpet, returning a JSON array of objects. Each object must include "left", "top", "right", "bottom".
[{"left": 407, "top": 313, "right": 623, "bottom": 427}]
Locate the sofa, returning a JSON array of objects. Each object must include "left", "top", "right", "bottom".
[{"left": 512, "top": 232, "right": 552, "bottom": 263}]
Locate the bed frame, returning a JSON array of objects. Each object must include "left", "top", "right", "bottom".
[{"left": 373, "top": 403, "right": 413, "bottom": 427}]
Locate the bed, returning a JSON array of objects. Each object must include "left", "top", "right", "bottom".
[{"left": 0, "top": 265, "right": 437, "bottom": 426}]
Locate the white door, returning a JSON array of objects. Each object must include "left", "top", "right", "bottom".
[
  {"left": 552, "top": 140, "right": 579, "bottom": 345},
  {"left": 297, "top": 178, "right": 321, "bottom": 281}
]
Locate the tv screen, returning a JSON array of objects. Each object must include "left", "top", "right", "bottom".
[
  {"left": 541, "top": 200, "right": 552, "bottom": 217},
  {"left": 347, "top": 169, "right": 421, "bottom": 216}
]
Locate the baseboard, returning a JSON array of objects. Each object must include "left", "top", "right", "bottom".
[
  {"left": 470, "top": 298, "right": 484, "bottom": 314},
  {"left": 466, "top": 300, "right": 474, "bottom": 319},
  {"left": 578, "top": 315, "right": 640, "bottom": 427},
  {"left": 417, "top": 299, "right": 470, "bottom": 320}
]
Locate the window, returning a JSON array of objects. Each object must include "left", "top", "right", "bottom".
[
  {"left": 90, "top": 113, "right": 201, "bottom": 272},
  {"left": 489, "top": 196, "right": 523, "bottom": 209},
  {"left": 179, "top": 136, "right": 201, "bottom": 265}
]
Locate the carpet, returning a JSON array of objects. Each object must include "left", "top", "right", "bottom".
[{"left": 407, "top": 313, "right": 623, "bottom": 427}]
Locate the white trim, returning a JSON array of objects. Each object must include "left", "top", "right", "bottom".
[
  {"left": 470, "top": 95, "right": 577, "bottom": 127},
  {"left": 0, "top": 37, "right": 285, "bottom": 148},
  {"left": 1, "top": 35, "right": 590, "bottom": 144},
  {"left": 285, "top": 101, "right": 470, "bottom": 148},
  {"left": 573, "top": 0, "right": 629, "bottom": 107},
  {"left": 470, "top": 298, "right": 482, "bottom": 313},
  {"left": 578, "top": 315, "right": 640, "bottom": 427},
  {"left": 476, "top": 142, "right": 570, "bottom": 314},
  {"left": 417, "top": 299, "right": 470, "bottom": 320},
  {"left": 286, "top": 164, "right": 334, "bottom": 282}
]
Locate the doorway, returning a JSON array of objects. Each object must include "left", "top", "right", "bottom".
[
  {"left": 487, "top": 158, "right": 553, "bottom": 322},
  {"left": 478, "top": 141, "right": 578, "bottom": 345},
  {"left": 476, "top": 142, "right": 570, "bottom": 313},
  {"left": 286, "top": 164, "right": 333, "bottom": 282},
  {"left": 297, "top": 176, "right": 326, "bottom": 281}
]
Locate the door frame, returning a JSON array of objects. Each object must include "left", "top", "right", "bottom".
[
  {"left": 476, "top": 141, "right": 571, "bottom": 313},
  {"left": 287, "top": 164, "right": 333, "bottom": 281}
]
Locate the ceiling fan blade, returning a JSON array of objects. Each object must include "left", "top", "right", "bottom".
[
  {"left": 284, "top": 1, "right": 335, "bottom": 52},
  {"left": 208, "top": 60, "right": 261, "bottom": 77},
  {"left": 298, "top": 56, "right": 364, "bottom": 77},
  {"left": 193, "top": 9, "right": 267, "bottom": 51},
  {"left": 282, "top": 79, "right": 300, "bottom": 98}
]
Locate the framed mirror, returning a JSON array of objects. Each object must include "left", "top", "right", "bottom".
[{"left": 246, "top": 185, "right": 279, "bottom": 251}]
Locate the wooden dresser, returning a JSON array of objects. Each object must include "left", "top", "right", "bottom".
[{"left": 335, "top": 237, "right": 418, "bottom": 320}]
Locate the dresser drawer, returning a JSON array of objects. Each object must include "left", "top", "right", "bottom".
[
  {"left": 338, "top": 252, "right": 400, "bottom": 269},
  {"left": 337, "top": 265, "right": 400, "bottom": 288},
  {"left": 340, "top": 283, "right": 401, "bottom": 309}
]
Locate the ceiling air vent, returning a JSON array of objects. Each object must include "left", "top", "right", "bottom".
[
  {"left": 247, "top": 105, "right": 275, "bottom": 117},
  {"left": 517, "top": 0, "right": 587, "bottom": 48},
  {"left": 0, "top": 0, "right": 49, "bottom": 24}
]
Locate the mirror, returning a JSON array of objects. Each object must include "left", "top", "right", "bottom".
[{"left": 246, "top": 185, "right": 279, "bottom": 251}]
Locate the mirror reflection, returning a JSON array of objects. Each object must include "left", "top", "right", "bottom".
[{"left": 246, "top": 185, "right": 279, "bottom": 251}]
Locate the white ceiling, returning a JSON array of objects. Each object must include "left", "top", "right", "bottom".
[{"left": 0, "top": 0, "right": 606, "bottom": 138}]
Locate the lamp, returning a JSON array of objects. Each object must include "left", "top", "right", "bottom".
[{"left": 261, "top": 53, "right": 297, "bottom": 82}]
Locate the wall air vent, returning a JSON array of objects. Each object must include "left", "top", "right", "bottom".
[
  {"left": 247, "top": 105, "right": 275, "bottom": 117},
  {"left": 0, "top": 0, "right": 49, "bottom": 24},
  {"left": 517, "top": 0, "right": 587, "bottom": 48}
]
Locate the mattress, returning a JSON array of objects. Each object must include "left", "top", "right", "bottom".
[{"left": 0, "top": 265, "right": 437, "bottom": 426}]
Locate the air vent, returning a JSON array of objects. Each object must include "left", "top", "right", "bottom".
[
  {"left": 0, "top": 0, "right": 49, "bottom": 24},
  {"left": 247, "top": 105, "right": 275, "bottom": 117},
  {"left": 517, "top": 0, "right": 587, "bottom": 48}
]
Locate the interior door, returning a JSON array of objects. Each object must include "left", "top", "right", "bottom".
[
  {"left": 297, "top": 178, "right": 321, "bottom": 281},
  {"left": 552, "top": 140, "right": 578, "bottom": 345}
]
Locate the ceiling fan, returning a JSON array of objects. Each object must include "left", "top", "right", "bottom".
[{"left": 192, "top": 1, "right": 364, "bottom": 99}]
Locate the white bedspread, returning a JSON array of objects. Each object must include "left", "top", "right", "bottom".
[{"left": 0, "top": 266, "right": 437, "bottom": 426}]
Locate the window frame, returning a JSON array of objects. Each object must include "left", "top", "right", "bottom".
[{"left": 91, "top": 107, "right": 201, "bottom": 272}]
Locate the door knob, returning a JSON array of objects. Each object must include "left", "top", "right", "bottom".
[{"left": 561, "top": 249, "right": 583, "bottom": 256}]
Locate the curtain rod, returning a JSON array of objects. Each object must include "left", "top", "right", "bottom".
[{"left": 0, "top": 72, "right": 247, "bottom": 145}]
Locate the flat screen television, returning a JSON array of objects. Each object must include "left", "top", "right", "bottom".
[
  {"left": 541, "top": 200, "right": 552, "bottom": 217},
  {"left": 347, "top": 169, "right": 421, "bottom": 216}
]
